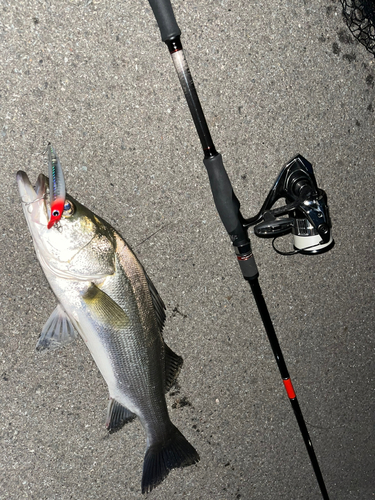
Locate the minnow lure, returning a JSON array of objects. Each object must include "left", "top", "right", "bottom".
[{"left": 47, "top": 144, "right": 66, "bottom": 229}]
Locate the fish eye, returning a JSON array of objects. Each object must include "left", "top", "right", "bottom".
[
  {"left": 62, "top": 200, "right": 75, "bottom": 217},
  {"left": 52, "top": 209, "right": 60, "bottom": 217}
]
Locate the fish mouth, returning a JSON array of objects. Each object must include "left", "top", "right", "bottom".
[
  {"left": 17, "top": 171, "right": 49, "bottom": 226},
  {"left": 17, "top": 171, "right": 48, "bottom": 201}
]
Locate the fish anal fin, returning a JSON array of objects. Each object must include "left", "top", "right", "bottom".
[
  {"left": 164, "top": 343, "right": 183, "bottom": 392},
  {"left": 106, "top": 398, "right": 136, "bottom": 433},
  {"left": 141, "top": 425, "right": 199, "bottom": 494},
  {"left": 36, "top": 304, "right": 78, "bottom": 351}
]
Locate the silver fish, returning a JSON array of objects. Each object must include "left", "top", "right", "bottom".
[{"left": 16, "top": 169, "right": 199, "bottom": 493}]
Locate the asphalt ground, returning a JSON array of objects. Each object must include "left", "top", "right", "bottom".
[{"left": 1, "top": 1, "right": 374, "bottom": 499}]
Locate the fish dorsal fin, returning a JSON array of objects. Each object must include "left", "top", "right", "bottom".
[
  {"left": 114, "top": 235, "right": 166, "bottom": 333},
  {"left": 145, "top": 272, "right": 166, "bottom": 333},
  {"left": 106, "top": 398, "right": 136, "bottom": 432},
  {"left": 83, "top": 284, "right": 130, "bottom": 330},
  {"left": 164, "top": 343, "right": 183, "bottom": 392},
  {"left": 36, "top": 304, "right": 78, "bottom": 351}
]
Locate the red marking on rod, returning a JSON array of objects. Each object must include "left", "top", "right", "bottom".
[{"left": 283, "top": 378, "right": 296, "bottom": 399}]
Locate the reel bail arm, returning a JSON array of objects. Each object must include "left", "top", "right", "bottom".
[{"left": 245, "top": 155, "right": 334, "bottom": 254}]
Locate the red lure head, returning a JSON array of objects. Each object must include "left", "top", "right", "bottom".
[{"left": 47, "top": 198, "right": 65, "bottom": 229}]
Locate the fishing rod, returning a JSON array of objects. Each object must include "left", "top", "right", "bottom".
[{"left": 146, "top": 1, "right": 333, "bottom": 498}]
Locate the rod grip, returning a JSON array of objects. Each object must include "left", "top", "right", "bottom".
[
  {"left": 203, "top": 154, "right": 248, "bottom": 246},
  {"left": 148, "top": 0, "right": 181, "bottom": 41}
]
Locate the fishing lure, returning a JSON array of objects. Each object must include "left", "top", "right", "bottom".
[{"left": 47, "top": 144, "right": 66, "bottom": 229}]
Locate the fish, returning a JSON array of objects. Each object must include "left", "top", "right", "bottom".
[
  {"left": 16, "top": 168, "right": 199, "bottom": 493},
  {"left": 46, "top": 144, "right": 66, "bottom": 229}
]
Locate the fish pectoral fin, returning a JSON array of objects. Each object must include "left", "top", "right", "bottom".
[
  {"left": 106, "top": 398, "right": 136, "bottom": 432},
  {"left": 36, "top": 304, "right": 78, "bottom": 351},
  {"left": 164, "top": 343, "right": 183, "bottom": 392},
  {"left": 83, "top": 284, "right": 129, "bottom": 330}
]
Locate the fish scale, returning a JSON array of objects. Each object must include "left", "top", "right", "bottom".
[{"left": 99, "top": 248, "right": 171, "bottom": 439}]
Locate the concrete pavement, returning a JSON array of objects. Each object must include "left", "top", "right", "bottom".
[{"left": 1, "top": 1, "right": 374, "bottom": 498}]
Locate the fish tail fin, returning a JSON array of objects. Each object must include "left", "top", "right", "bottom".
[{"left": 141, "top": 425, "right": 199, "bottom": 494}]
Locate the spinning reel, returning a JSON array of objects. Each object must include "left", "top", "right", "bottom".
[{"left": 244, "top": 155, "right": 334, "bottom": 255}]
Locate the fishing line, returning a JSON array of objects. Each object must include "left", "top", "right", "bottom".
[
  {"left": 21, "top": 195, "right": 46, "bottom": 206},
  {"left": 271, "top": 237, "right": 323, "bottom": 256}
]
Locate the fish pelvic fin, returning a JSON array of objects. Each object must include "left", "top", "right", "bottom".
[
  {"left": 36, "top": 304, "right": 78, "bottom": 351},
  {"left": 106, "top": 398, "right": 136, "bottom": 433},
  {"left": 141, "top": 425, "right": 199, "bottom": 494},
  {"left": 164, "top": 343, "right": 183, "bottom": 392}
]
